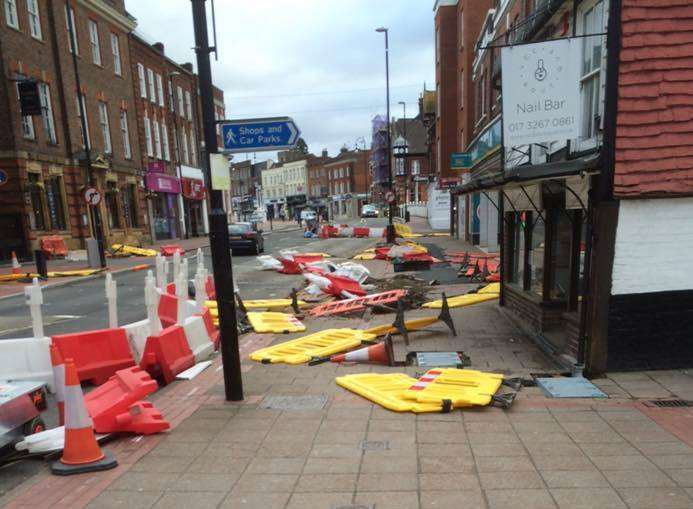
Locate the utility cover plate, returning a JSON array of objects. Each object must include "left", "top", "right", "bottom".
[
  {"left": 360, "top": 440, "right": 390, "bottom": 451},
  {"left": 535, "top": 376, "right": 607, "bottom": 399},
  {"left": 414, "top": 351, "right": 471, "bottom": 368},
  {"left": 260, "top": 394, "right": 328, "bottom": 411}
]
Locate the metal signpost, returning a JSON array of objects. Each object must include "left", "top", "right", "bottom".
[{"left": 220, "top": 117, "right": 301, "bottom": 153}]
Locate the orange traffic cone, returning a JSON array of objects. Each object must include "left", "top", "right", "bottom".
[
  {"left": 51, "top": 358, "right": 117, "bottom": 476},
  {"left": 11, "top": 251, "right": 21, "bottom": 274},
  {"left": 330, "top": 335, "right": 395, "bottom": 365},
  {"left": 49, "top": 344, "right": 66, "bottom": 426}
]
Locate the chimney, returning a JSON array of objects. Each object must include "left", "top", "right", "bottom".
[
  {"left": 322, "top": 149, "right": 328, "bottom": 158},
  {"left": 153, "top": 42, "right": 165, "bottom": 54},
  {"left": 182, "top": 63, "right": 194, "bottom": 73}
]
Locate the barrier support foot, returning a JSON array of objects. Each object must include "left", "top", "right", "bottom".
[{"left": 438, "top": 292, "right": 457, "bottom": 337}]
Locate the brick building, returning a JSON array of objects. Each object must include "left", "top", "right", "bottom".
[
  {"left": 391, "top": 117, "right": 431, "bottom": 207},
  {"left": 306, "top": 151, "right": 329, "bottom": 218},
  {"left": 229, "top": 158, "right": 253, "bottom": 221},
  {"left": 325, "top": 148, "right": 371, "bottom": 220},
  {"left": 0, "top": 0, "right": 145, "bottom": 260}
]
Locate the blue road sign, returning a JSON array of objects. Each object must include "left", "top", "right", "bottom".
[{"left": 221, "top": 117, "right": 301, "bottom": 153}]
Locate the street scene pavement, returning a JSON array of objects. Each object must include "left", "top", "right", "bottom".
[{"left": 2, "top": 220, "right": 693, "bottom": 509}]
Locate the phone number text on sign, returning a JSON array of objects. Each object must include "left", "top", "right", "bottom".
[{"left": 507, "top": 115, "right": 576, "bottom": 134}]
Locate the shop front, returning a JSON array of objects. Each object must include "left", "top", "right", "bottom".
[
  {"left": 286, "top": 194, "right": 307, "bottom": 220},
  {"left": 180, "top": 166, "right": 208, "bottom": 238},
  {"left": 145, "top": 164, "right": 181, "bottom": 241}
]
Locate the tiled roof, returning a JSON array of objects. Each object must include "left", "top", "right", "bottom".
[{"left": 615, "top": 0, "right": 693, "bottom": 197}]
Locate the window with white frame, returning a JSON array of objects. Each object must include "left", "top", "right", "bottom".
[
  {"left": 190, "top": 129, "right": 197, "bottom": 166},
  {"left": 172, "top": 126, "right": 179, "bottom": 160},
  {"left": 16, "top": 80, "right": 35, "bottom": 139},
  {"left": 181, "top": 129, "right": 189, "bottom": 164},
  {"left": 38, "top": 83, "right": 56, "bottom": 144},
  {"left": 137, "top": 64, "right": 146, "bottom": 98},
  {"left": 27, "top": 0, "right": 41, "bottom": 39},
  {"left": 143, "top": 114, "right": 153, "bottom": 157},
  {"left": 98, "top": 101, "right": 111, "bottom": 154},
  {"left": 168, "top": 80, "right": 174, "bottom": 110},
  {"left": 147, "top": 69, "right": 156, "bottom": 104},
  {"left": 111, "top": 33, "right": 121, "bottom": 76},
  {"left": 153, "top": 119, "right": 162, "bottom": 159},
  {"left": 156, "top": 74, "right": 164, "bottom": 107},
  {"left": 161, "top": 122, "right": 170, "bottom": 161},
  {"left": 177, "top": 86, "right": 184, "bottom": 116},
  {"left": 76, "top": 95, "right": 90, "bottom": 148},
  {"left": 580, "top": 0, "right": 604, "bottom": 140},
  {"left": 65, "top": 4, "right": 78, "bottom": 54},
  {"left": 185, "top": 91, "right": 192, "bottom": 120},
  {"left": 5, "top": 0, "right": 18, "bottom": 29},
  {"left": 88, "top": 19, "right": 101, "bottom": 65},
  {"left": 119, "top": 110, "right": 131, "bottom": 159}
]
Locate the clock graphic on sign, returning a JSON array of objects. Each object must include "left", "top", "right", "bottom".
[{"left": 519, "top": 45, "right": 562, "bottom": 95}]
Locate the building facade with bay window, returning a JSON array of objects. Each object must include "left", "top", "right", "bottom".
[{"left": 452, "top": 0, "right": 693, "bottom": 374}]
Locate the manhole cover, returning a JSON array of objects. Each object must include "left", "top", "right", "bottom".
[
  {"left": 360, "top": 440, "right": 390, "bottom": 451},
  {"left": 260, "top": 394, "right": 328, "bottom": 411}
]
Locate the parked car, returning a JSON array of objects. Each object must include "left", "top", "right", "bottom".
[
  {"left": 228, "top": 222, "right": 264, "bottom": 255},
  {"left": 361, "top": 204, "right": 379, "bottom": 218},
  {"left": 300, "top": 209, "right": 317, "bottom": 222}
]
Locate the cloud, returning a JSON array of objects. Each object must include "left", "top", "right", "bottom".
[{"left": 126, "top": 0, "right": 434, "bottom": 159}]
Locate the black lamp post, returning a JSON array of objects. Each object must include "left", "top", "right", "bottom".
[
  {"left": 398, "top": 100, "right": 409, "bottom": 222},
  {"left": 376, "top": 27, "right": 395, "bottom": 243}
]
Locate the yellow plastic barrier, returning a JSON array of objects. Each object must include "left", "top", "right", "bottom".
[
  {"left": 364, "top": 316, "right": 439, "bottom": 337},
  {"left": 478, "top": 282, "right": 501, "bottom": 294},
  {"left": 246, "top": 312, "right": 306, "bottom": 334},
  {"left": 352, "top": 253, "right": 377, "bottom": 260},
  {"left": 206, "top": 299, "right": 307, "bottom": 310},
  {"left": 47, "top": 269, "right": 105, "bottom": 278},
  {"left": 249, "top": 329, "right": 374, "bottom": 364},
  {"left": 423, "top": 292, "right": 498, "bottom": 309},
  {"left": 427, "top": 233, "right": 450, "bottom": 237},
  {"left": 111, "top": 244, "right": 158, "bottom": 257},
  {"left": 402, "top": 368, "right": 504, "bottom": 408},
  {"left": 336, "top": 373, "right": 442, "bottom": 413}
]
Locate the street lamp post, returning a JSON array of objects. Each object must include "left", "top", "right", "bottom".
[
  {"left": 398, "top": 100, "right": 409, "bottom": 222},
  {"left": 376, "top": 27, "right": 395, "bottom": 244}
]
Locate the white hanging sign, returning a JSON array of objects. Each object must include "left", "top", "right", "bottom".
[{"left": 501, "top": 38, "right": 582, "bottom": 146}]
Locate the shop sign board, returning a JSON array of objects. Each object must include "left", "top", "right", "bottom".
[
  {"left": 451, "top": 152, "right": 472, "bottom": 170},
  {"left": 501, "top": 38, "right": 581, "bottom": 146},
  {"left": 210, "top": 153, "right": 230, "bottom": 191}
]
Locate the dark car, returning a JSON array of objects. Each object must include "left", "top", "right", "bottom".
[{"left": 228, "top": 222, "right": 264, "bottom": 255}]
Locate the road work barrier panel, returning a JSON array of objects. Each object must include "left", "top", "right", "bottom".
[
  {"left": 84, "top": 366, "right": 158, "bottom": 433},
  {"left": 336, "top": 373, "right": 443, "bottom": 413},
  {"left": 158, "top": 292, "right": 178, "bottom": 328},
  {"left": 182, "top": 315, "right": 215, "bottom": 363},
  {"left": 246, "top": 312, "right": 306, "bottom": 334},
  {"left": 249, "top": 329, "right": 375, "bottom": 364},
  {"left": 52, "top": 329, "right": 135, "bottom": 386},
  {"left": 198, "top": 308, "right": 219, "bottom": 349},
  {"left": 140, "top": 325, "right": 195, "bottom": 385},
  {"left": 123, "top": 319, "right": 158, "bottom": 363},
  {"left": 0, "top": 336, "right": 54, "bottom": 391}
]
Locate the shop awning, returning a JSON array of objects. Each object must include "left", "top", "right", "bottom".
[{"left": 452, "top": 153, "right": 601, "bottom": 195}]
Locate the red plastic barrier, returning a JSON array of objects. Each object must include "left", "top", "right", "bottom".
[
  {"left": 158, "top": 292, "right": 178, "bottom": 328},
  {"left": 52, "top": 329, "right": 135, "bottom": 386},
  {"left": 375, "top": 247, "right": 391, "bottom": 260},
  {"left": 198, "top": 308, "right": 219, "bottom": 350},
  {"left": 353, "top": 227, "right": 370, "bottom": 238},
  {"left": 205, "top": 275, "right": 216, "bottom": 300},
  {"left": 486, "top": 273, "right": 501, "bottom": 283},
  {"left": 85, "top": 366, "right": 158, "bottom": 433},
  {"left": 115, "top": 401, "right": 170, "bottom": 435},
  {"left": 140, "top": 325, "right": 194, "bottom": 385},
  {"left": 166, "top": 282, "right": 176, "bottom": 295},
  {"left": 324, "top": 274, "right": 367, "bottom": 298},
  {"left": 293, "top": 254, "right": 323, "bottom": 265},
  {"left": 160, "top": 245, "right": 184, "bottom": 257},
  {"left": 403, "top": 253, "right": 435, "bottom": 263},
  {"left": 279, "top": 258, "right": 303, "bottom": 274},
  {"left": 41, "top": 235, "right": 68, "bottom": 258}
]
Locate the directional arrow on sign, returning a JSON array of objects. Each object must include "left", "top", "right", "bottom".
[{"left": 220, "top": 117, "right": 302, "bottom": 154}]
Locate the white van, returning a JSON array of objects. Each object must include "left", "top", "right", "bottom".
[{"left": 300, "top": 210, "right": 317, "bottom": 222}]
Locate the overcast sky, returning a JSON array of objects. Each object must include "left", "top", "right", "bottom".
[{"left": 126, "top": 0, "right": 435, "bottom": 161}]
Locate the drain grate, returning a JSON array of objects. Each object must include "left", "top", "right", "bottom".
[
  {"left": 359, "top": 440, "right": 390, "bottom": 451},
  {"left": 645, "top": 399, "right": 693, "bottom": 408},
  {"left": 260, "top": 394, "right": 328, "bottom": 411}
]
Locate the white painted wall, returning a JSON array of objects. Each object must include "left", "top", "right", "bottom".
[{"left": 611, "top": 197, "right": 693, "bottom": 295}]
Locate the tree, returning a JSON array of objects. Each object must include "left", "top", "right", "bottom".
[{"left": 293, "top": 137, "right": 309, "bottom": 155}]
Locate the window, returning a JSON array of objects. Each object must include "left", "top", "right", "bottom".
[
  {"left": 5, "top": 0, "right": 18, "bottom": 29},
  {"left": 147, "top": 69, "right": 156, "bottom": 104},
  {"left": 189, "top": 129, "right": 197, "bottom": 165},
  {"left": 411, "top": 160, "right": 420, "bottom": 175},
  {"left": 28, "top": 173, "right": 45, "bottom": 230},
  {"left": 76, "top": 94, "right": 90, "bottom": 148},
  {"left": 143, "top": 114, "right": 153, "bottom": 157},
  {"left": 580, "top": 1, "right": 604, "bottom": 139},
  {"left": 105, "top": 181, "right": 120, "bottom": 229},
  {"left": 181, "top": 129, "right": 189, "bottom": 164},
  {"left": 27, "top": 0, "right": 41, "bottom": 39},
  {"left": 172, "top": 126, "right": 179, "bottom": 160},
  {"left": 185, "top": 91, "right": 192, "bottom": 120},
  {"left": 156, "top": 74, "right": 164, "bottom": 107},
  {"left": 177, "top": 86, "right": 184, "bottom": 116},
  {"left": 65, "top": 4, "right": 78, "bottom": 54},
  {"left": 137, "top": 64, "right": 146, "bottom": 98},
  {"left": 122, "top": 184, "right": 138, "bottom": 228},
  {"left": 38, "top": 83, "right": 57, "bottom": 144},
  {"left": 510, "top": 212, "right": 527, "bottom": 287},
  {"left": 16, "top": 82, "right": 35, "bottom": 139},
  {"left": 88, "top": 19, "right": 101, "bottom": 65},
  {"left": 111, "top": 34, "right": 121, "bottom": 76},
  {"left": 168, "top": 80, "right": 174, "bottom": 110},
  {"left": 161, "top": 122, "right": 170, "bottom": 160},
  {"left": 44, "top": 176, "right": 66, "bottom": 230},
  {"left": 98, "top": 101, "right": 111, "bottom": 154},
  {"left": 529, "top": 215, "right": 545, "bottom": 296},
  {"left": 547, "top": 210, "right": 572, "bottom": 301},
  {"left": 153, "top": 119, "right": 162, "bottom": 159},
  {"left": 119, "top": 110, "right": 131, "bottom": 159}
]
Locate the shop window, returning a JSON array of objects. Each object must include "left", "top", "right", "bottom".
[
  {"left": 27, "top": 173, "right": 45, "bottom": 230},
  {"left": 105, "top": 181, "right": 120, "bottom": 229},
  {"left": 44, "top": 176, "right": 66, "bottom": 230},
  {"left": 122, "top": 184, "right": 138, "bottom": 228},
  {"left": 547, "top": 210, "right": 572, "bottom": 301},
  {"left": 529, "top": 215, "right": 545, "bottom": 296},
  {"left": 510, "top": 212, "right": 527, "bottom": 287}
]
